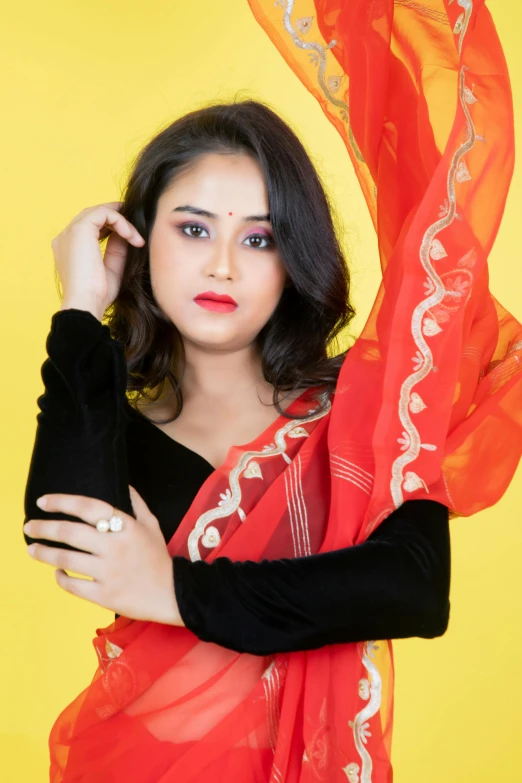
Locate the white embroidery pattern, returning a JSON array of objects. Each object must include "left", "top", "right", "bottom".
[
  {"left": 330, "top": 452, "right": 374, "bottom": 497},
  {"left": 277, "top": 0, "right": 366, "bottom": 165},
  {"left": 187, "top": 392, "right": 331, "bottom": 561},
  {"left": 269, "top": 1, "right": 477, "bottom": 779},
  {"left": 394, "top": 0, "right": 450, "bottom": 26},
  {"left": 283, "top": 451, "right": 312, "bottom": 556},
  {"left": 94, "top": 638, "right": 123, "bottom": 673},
  {"left": 94, "top": 654, "right": 138, "bottom": 720},
  {"left": 345, "top": 642, "right": 382, "bottom": 783},
  {"left": 390, "top": 0, "right": 477, "bottom": 507},
  {"left": 302, "top": 696, "right": 330, "bottom": 780},
  {"left": 262, "top": 659, "right": 284, "bottom": 753}
]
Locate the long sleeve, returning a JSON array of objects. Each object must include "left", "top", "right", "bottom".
[
  {"left": 173, "top": 498, "right": 451, "bottom": 655},
  {"left": 24, "top": 308, "right": 451, "bottom": 657},
  {"left": 23, "top": 308, "right": 134, "bottom": 551}
]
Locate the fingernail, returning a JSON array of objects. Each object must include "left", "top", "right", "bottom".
[{"left": 36, "top": 496, "right": 47, "bottom": 509}]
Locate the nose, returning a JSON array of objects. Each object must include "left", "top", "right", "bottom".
[{"left": 204, "top": 238, "right": 236, "bottom": 281}]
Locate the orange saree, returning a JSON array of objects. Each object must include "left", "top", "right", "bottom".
[{"left": 49, "top": 1, "right": 522, "bottom": 781}]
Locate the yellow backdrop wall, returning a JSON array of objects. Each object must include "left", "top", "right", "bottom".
[{"left": 2, "top": 1, "right": 520, "bottom": 780}]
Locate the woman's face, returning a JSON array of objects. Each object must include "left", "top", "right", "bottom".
[{"left": 148, "top": 152, "right": 288, "bottom": 352}]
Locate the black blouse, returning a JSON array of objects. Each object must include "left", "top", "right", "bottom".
[{"left": 23, "top": 308, "right": 451, "bottom": 655}]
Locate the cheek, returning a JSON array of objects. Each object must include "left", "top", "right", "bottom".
[
  {"left": 149, "top": 234, "right": 190, "bottom": 293},
  {"left": 250, "top": 262, "right": 287, "bottom": 306}
]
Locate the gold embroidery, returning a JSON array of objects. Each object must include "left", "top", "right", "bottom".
[
  {"left": 303, "top": 696, "right": 329, "bottom": 780},
  {"left": 429, "top": 237, "right": 448, "bottom": 260},
  {"left": 463, "top": 85, "right": 478, "bottom": 104},
  {"left": 358, "top": 679, "right": 371, "bottom": 700},
  {"left": 262, "top": 655, "right": 288, "bottom": 762},
  {"left": 456, "top": 159, "right": 472, "bottom": 182},
  {"left": 330, "top": 453, "right": 374, "bottom": 497},
  {"left": 295, "top": 15, "right": 313, "bottom": 34},
  {"left": 391, "top": 2, "right": 477, "bottom": 506},
  {"left": 394, "top": 0, "right": 450, "bottom": 26},
  {"left": 328, "top": 74, "right": 343, "bottom": 94},
  {"left": 217, "top": 489, "right": 232, "bottom": 506},
  {"left": 201, "top": 525, "right": 220, "bottom": 548},
  {"left": 342, "top": 762, "right": 361, "bottom": 783},
  {"left": 402, "top": 471, "right": 429, "bottom": 493},
  {"left": 244, "top": 460, "right": 263, "bottom": 479},
  {"left": 409, "top": 391, "right": 427, "bottom": 414},
  {"left": 187, "top": 394, "right": 331, "bottom": 561},
  {"left": 101, "top": 658, "right": 138, "bottom": 711},
  {"left": 438, "top": 198, "right": 450, "bottom": 218},
  {"left": 453, "top": 11, "right": 465, "bottom": 34},
  {"left": 105, "top": 639, "right": 123, "bottom": 659},
  {"left": 277, "top": 1, "right": 366, "bottom": 164},
  {"left": 284, "top": 452, "right": 312, "bottom": 556},
  {"left": 422, "top": 316, "right": 443, "bottom": 337},
  {"left": 348, "top": 641, "right": 382, "bottom": 783},
  {"left": 453, "top": 0, "right": 473, "bottom": 56},
  {"left": 457, "top": 246, "right": 477, "bottom": 268},
  {"left": 288, "top": 426, "right": 310, "bottom": 439}
]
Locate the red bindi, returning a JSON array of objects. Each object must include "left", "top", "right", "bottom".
[{"left": 228, "top": 212, "right": 233, "bottom": 216}]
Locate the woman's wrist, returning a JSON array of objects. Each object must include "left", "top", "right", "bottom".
[{"left": 60, "top": 297, "right": 106, "bottom": 323}]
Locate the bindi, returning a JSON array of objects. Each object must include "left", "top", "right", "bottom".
[{"left": 228, "top": 212, "right": 233, "bottom": 216}]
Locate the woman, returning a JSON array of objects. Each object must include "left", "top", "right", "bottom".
[{"left": 23, "top": 0, "right": 521, "bottom": 780}]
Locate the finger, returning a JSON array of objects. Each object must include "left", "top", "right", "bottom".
[
  {"left": 28, "top": 543, "right": 102, "bottom": 580},
  {"left": 24, "top": 519, "right": 106, "bottom": 555},
  {"left": 128, "top": 485, "right": 157, "bottom": 527},
  {"left": 36, "top": 493, "right": 130, "bottom": 532},
  {"left": 97, "top": 203, "right": 131, "bottom": 241},
  {"left": 91, "top": 206, "right": 145, "bottom": 247},
  {"left": 55, "top": 568, "right": 102, "bottom": 604}
]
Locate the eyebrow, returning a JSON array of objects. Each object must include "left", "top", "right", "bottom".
[{"left": 171, "top": 205, "right": 271, "bottom": 223}]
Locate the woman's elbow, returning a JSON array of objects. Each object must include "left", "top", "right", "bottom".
[{"left": 416, "top": 598, "right": 451, "bottom": 638}]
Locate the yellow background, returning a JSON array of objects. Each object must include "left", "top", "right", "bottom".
[{"left": 2, "top": 1, "right": 520, "bottom": 780}]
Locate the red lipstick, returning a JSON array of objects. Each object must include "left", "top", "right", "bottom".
[{"left": 194, "top": 291, "right": 238, "bottom": 313}]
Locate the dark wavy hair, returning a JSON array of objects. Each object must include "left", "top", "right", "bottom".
[{"left": 97, "top": 98, "right": 356, "bottom": 423}]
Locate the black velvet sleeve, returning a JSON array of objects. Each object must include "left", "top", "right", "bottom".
[
  {"left": 173, "top": 498, "right": 451, "bottom": 655},
  {"left": 23, "top": 308, "right": 451, "bottom": 658},
  {"left": 23, "top": 308, "right": 134, "bottom": 551}
]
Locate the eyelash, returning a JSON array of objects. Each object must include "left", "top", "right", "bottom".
[{"left": 177, "top": 222, "right": 275, "bottom": 250}]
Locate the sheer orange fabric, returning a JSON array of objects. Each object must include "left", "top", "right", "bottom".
[{"left": 49, "top": 1, "right": 522, "bottom": 781}]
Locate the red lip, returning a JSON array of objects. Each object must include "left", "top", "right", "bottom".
[{"left": 194, "top": 291, "right": 238, "bottom": 305}]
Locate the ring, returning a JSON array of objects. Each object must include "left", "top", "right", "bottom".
[{"left": 96, "top": 508, "right": 124, "bottom": 533}]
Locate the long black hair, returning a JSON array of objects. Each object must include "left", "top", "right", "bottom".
[{"left": 95, "top": 98, "right": 357, "bottom": 423}]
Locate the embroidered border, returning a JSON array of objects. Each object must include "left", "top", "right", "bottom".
[
  {"left": 390, "top": 0, "right": 477, "bottom": 507},
  {"left": 345, "top": 642, "right": 382, "bottom": 783},
  {"left": 266, "top": 2, "right": 476, "bottom": 781},
  {"left": 187, "top": 392, "right": 331, "bottom": 561},
  {"left": 276, "top": 0, "right": 366, "bottom": 163}
]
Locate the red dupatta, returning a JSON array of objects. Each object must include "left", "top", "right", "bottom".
[{"left": 49, "top": 1, "right": 522, "bottom": 781}]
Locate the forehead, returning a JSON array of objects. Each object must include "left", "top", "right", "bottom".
[{"left": 160, "top": 152, "right": 269, "bottom": 209}]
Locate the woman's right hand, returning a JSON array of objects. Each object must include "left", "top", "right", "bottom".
[{"left": 52, "top": 202, "right": 146, "bottom": 318}]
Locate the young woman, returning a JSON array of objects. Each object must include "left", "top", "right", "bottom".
[{"left": 23, "top": 1, "right": 521, "bottom": 780}]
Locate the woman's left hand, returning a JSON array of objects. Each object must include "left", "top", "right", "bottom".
[{"left": 23, "top": 485, "right": 184, "bottom": 626}]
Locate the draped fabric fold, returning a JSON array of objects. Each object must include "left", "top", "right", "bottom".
[{"left": 48, "top": 2, "right": 521, "bottom": 781}]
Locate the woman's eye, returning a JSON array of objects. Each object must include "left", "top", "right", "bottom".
[
  {"left": 180, "top": 223, "right": 210, "bottom": 239},
  {"left": 244, "top": 234, "right": 275, "bottom": 250},
  {"left": 179, "top": 223, "right": 274, "bottom": 250}
]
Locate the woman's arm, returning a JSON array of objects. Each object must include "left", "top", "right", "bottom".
[
  {"left": 23, "top": 307, "right": 134, "bottom": 550},
  {"left": 24, "top": 309, "right": 450, "bottom": 657},
  {"left": 173, "top": 498, "right": 450, "bottom": 655}
]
